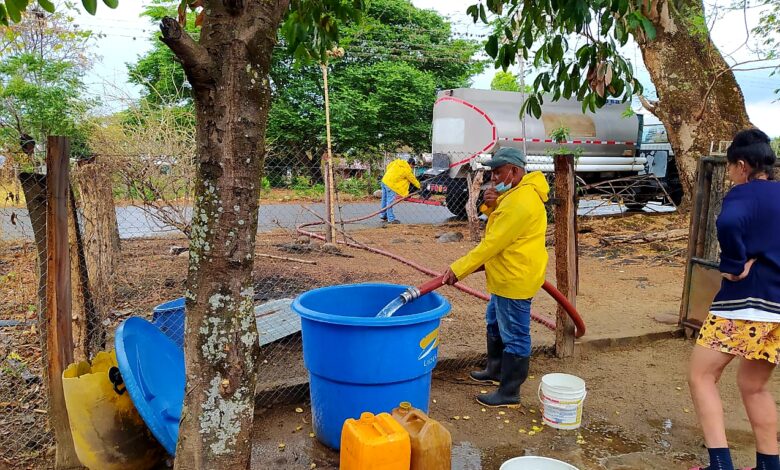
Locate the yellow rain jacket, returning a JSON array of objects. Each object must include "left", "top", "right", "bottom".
[
  {"left": 381, "top": 159, "right": 421, "bottom": 197},
  {"left": 450, "top": 171, "right": 549, "bottom": 299}
]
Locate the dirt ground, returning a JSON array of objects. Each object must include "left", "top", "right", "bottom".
[
  {"left": 252, "top": 337, "right": 778, "bottom": 470},
  {"left": 0, "top": 212, "right": 692, "bottom": 468}
]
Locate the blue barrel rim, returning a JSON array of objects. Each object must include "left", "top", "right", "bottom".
[{"left": 292, "top": 283, "right": 450, "bottom": 326}]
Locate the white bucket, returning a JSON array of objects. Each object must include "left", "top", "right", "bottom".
[
  {"left": 538, "top": 373, "right": 587, "bottom": 430},
  {"left": 500, "top": 456, "right": 579, "bottom": 470}
]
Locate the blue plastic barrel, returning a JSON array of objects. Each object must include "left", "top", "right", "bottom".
[
  {"left": 292, "top": 283, "right": 450, "bottom": 449},
  {"left": 152, "top": 298, "right": 185, "bottom": 348},
  {"left": 115, "top": 317, "right": 184, "bottom": 455}
]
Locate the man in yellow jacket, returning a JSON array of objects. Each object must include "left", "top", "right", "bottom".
[
  {"left": 380, "top": 157, "right": 421, "bottom": 224},
  {"left": 442, "top": 147, "right": 549, "bottom": 407}
]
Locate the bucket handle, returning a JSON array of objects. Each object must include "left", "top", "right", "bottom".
[
  {"left": 537, "top": 384, "right": 587, "bottom": 405},
  {"left": 108, "top": 367, "right": 126, "bottom": 395}
]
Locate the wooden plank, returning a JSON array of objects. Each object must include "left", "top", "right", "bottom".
[
  {"left": 321, "top": 64, "right": 337, "bottom": 243},
  {"left": 465, "top": 170, "right": 484, "bottom": 242},
  {"left": 553, "top": 154, "right": 577, "bottom": 358},
  {"left": 679, "top": 157, "right": 708, "bottom": 326},
  {"left": 45, "top": 136, "right": 83, "bottom": 469},
  {"left": 703, "top": 161, "right": 727, "bottom": 261},
  {"left": 693, "top": 160, "right": 713, "bottom": 258}
]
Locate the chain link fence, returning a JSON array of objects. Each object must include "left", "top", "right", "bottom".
[{"left": 0, "top": 143, "right": 678, "bottom": 467}]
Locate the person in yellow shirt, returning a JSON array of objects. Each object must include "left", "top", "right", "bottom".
[
  {"left": 380, "top": 157, "right": 421, "bottom": 225},
  {"left": 442, "top": 147, "right": 549, "bottom": 407}
]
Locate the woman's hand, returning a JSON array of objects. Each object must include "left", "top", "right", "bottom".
[{"left": 722, "top": 258, "right": 756, "bottom": 282}]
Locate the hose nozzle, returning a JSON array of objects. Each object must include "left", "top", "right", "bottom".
[{"left": 400, "top": 287, "right": 421, "bottom": 304}]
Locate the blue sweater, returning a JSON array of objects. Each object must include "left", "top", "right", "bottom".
[{"left": 710, "top": 180, "right": 780, "bottom": 319}]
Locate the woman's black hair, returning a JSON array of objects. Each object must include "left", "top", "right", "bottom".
[{"left": 726, "top": 128, "right": 777, "bottom": 181}]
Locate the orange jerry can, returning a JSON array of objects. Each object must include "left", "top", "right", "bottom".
[
  {"left": 391, "top": 402, "right": 452, "bottom": 470},
  {"left": 340, "top": 412, "right": 411, "bottom": 470}
]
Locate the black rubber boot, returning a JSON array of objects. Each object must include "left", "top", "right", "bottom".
[
  {"left": 469, "top": 335, "right": 503, "bottom": 384},
  {"left": 476, "top": 352, "right": 530, "bottom": 408}
]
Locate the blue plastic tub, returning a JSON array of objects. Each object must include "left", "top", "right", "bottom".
[
  {"left": 115, "top": 317, "right": 184, "bottom": 455},
  {"left": 292, "top": 283, "right": 450, "bottom": 449},
  {"left": 152, "top": 298, "right": 185, "bottom": 348}
]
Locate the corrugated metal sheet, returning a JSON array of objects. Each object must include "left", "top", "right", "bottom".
[{"left": 255, "top": 298, "right": 300, "bottom": 346}]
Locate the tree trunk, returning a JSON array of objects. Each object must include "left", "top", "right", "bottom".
[
  {"left": 637, "top": 0, "right": 752, "bottom": 202},
  {"left": 74, "top": 157, "right": 119, "bottom": 355},
  {"left": 160, "top": 2, "right": 290, "bottom": 468}
]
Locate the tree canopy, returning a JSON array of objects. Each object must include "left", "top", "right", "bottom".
[
  {"left": 0, "top": 8, "right": 95, "bottom": 161},
  {"left": 489, "top": 70, "right": 532, "bottom": 92},
  {"left": 128, "top": 0, "right": 484, "bottom": 153},
  {"left": 467, "top": 0, "right": 654, "bottom": 116}
]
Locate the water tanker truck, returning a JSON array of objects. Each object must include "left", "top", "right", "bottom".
[{"left": 422, "top": 88, "right": 681, "bottom": 217}]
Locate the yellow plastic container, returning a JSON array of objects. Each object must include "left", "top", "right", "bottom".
[
  {"left": 340, "top": 412, "right": 411, "bottom": 470},
  {"left": 391, "top": 402, "right": 452, "bottom": 470},
  {"left": 62, "top": 350, "right": 166, "bottom": 470}
]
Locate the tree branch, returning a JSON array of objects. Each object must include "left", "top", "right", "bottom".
[
  {"left": 159, "top": 16, "right": 214, "bottom": 89},
  {"left": 695, "top": 58, "right": 778, "bottom": 120},
  {"left": 638, "top": 94, "right": 658, "bottom": 114}
]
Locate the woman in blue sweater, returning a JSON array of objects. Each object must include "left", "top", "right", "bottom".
[{"left": 689, "top": 128, "right": 779, "bottom": 470}]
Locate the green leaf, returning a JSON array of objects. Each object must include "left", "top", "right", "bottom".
[
  {"left": 618, "top": 0, "right": 628, "bottom": 16},
  {"left": 102, "top": 0, "right": 119, "bottom": 8},
  {"left": 639, "top": 15, "right": 656, "bottom": 40},
  {"left": 82, "top": 0, "right": 98, "bottom": 15},
  {"left": 496, "top": 45, "right": 506, "bottom": 70},
  {"left": 5, "top": 0, "right": 21, "bottom": 22},
  {"left": 531, "top": 96, "right": 542, "bottom": 118},
  {"left": 486, "top": 35, "right": 498, "bottom": 58},
  {"left": 552, "top": 35, "right": 563, "bottom": 62},
  {"left": 523, "top": 25, "right": 533, "bottom": 48},
  {"left": 501, "top": 44, "right": 512, "bottom": 69},
  {"left": 479, "top": 3, "right": 487, "bottom": 24},
  {"left": 38, "top": 0, "right": 56, "bottom": 13},
  {"left": 563, "top": 78, "right": 572, "bottom": 99},
  {"left": 0, "top": 4, "right": 7, "bottom": 24},
  {"left": 466, "top": 4, "right": 478, "bottom": 22}
]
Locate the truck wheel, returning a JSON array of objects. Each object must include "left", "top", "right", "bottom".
[{"left": 445, "top": 178, "right": 479, "bottom": 219}]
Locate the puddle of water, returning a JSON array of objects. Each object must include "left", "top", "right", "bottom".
[{"left": 452, "top": 441, "right": 482, "bottom": 470}]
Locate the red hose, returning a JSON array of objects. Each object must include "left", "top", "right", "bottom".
[
  {"left": 296, "top": 197, "right": 586, "bottom": 338},
  {"left": 542, "top": 282, "right": 586, "bottom": 338}
]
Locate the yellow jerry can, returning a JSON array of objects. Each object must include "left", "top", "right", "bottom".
[{"left": 62, "top": 350, "right": 166, "bottom": 470}]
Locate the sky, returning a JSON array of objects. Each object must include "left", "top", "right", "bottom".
[{"left": 75, "top": 0, "right": 779, "bottom": 136}]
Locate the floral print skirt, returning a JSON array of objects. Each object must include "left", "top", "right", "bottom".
[{"left": 697, "top": 313, "right": 780, "bottom": 364}]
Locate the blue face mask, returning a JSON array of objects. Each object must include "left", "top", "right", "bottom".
[
  {"left": 494, "top": 173, "right": 513, "bottom": 193},
  {"left": 495, "top": 181, "right": 512, "bottom": 193}
]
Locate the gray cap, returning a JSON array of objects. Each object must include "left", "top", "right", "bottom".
[{"left": 484, "top": 147, "right": 527, "bottom": 169}]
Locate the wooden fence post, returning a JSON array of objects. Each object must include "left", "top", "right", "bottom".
[
  {"left": 465, "top": 170, "right": 484, "bottom": 242},
  {"left": 554, "top": 154, "right": 578, "bottom": 357},
  {"left": 45, "top": 136, "right": 83, "bottom": 469}
]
